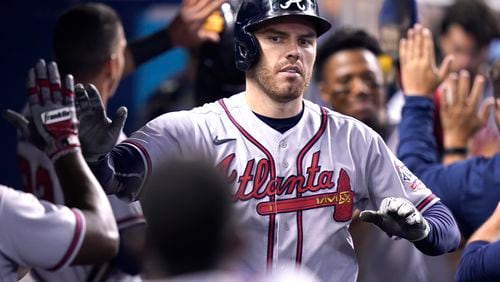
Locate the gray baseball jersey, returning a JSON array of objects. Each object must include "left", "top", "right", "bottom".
[
  {"left": 0, "top": 185, "right": 85, "bottom": 282},
  {"left": 122, "top": 93, "right": 438, "bottom": 281},
  {"left": 17, "top": 134, "right": 144, "bottom": 281}
]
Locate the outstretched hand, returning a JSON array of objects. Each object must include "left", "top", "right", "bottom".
[
  {"left": 3, "top": 59, "right": 80, "bottom": 161},
  {"left": 491, "top": 60, "right": 500, "bottom": 130},
  {"left": 168, "top": 0, "right": 226, "bottom": 48},
  {"left": 359, "top": 197, "right": 430, "bottom": 242},
  {"left": 399, "top": 24, "right": 453, "bottom": 97},
  {"left": 75, "top": 83, "right": 127, "bottom": 162},
  {"left": 440, "top": 71, "right": 487, "bottom": 149}
]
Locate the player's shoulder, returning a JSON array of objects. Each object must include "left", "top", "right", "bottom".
[
  {"left": 304, "top": 100, "right": 374, "bottom": 128},
  {"left": 191, "top": 92, "right": 246, "bottom": 116},
  {"left": 303, "top": 99, "right": 381, "bottom": 140}
]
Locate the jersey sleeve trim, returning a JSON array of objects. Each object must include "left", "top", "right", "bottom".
[
  {"left": 416, "top": 194, "right": 439, "bottom": 213},
  {"left": 121, "top": 140, "right": 152, "bottom": 183},
  {"left": 47, "top": 208, "right": 86, "bottom": 271}
]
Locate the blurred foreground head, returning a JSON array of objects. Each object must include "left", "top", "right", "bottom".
[{"left": 140, "top": 159, "right": 234, "bottom": 276}]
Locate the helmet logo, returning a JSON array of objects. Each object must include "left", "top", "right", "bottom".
[{"left": 280, "top": 0, "right": 306, "bottom": 11}]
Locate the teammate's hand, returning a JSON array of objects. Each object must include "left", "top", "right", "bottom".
[
  {"left": 440, "top": 71, "right": 488, "bottom": 149},
  {"left": 491, "top": 59, "right": 500, "bottom": 130},
  {"left": 75, "top": 83, "right": 127, "bottom": 162},
  {"left": 399, "top": 24, "right": 453, "bottom": 97},
  {"left": 3, "top": 59, "right": 80, "bottom": 161},
  {"left": 167, "top": 0, "right": 225, "bottom": 47},
  {"left": 359, "top": 197, "right": 430, "bottom": 242}
]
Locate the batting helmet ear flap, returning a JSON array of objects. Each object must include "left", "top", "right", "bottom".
[{"left": 234, "top": 22, "right": 260, "bottom": 71}]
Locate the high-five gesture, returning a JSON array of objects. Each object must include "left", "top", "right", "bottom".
[
  {"left": 399, "top": 24, "right": 453, "bottom": 96},
  {"left": 75, "top": 84, "right": 127, "bottom": 162},
  {"left": 168, "top": 0, "right": 226, "bottom": 47},
  {"left": 4, "top": 59, "right": 80, "bottom": 161},
  {"left": 440, "top": 71, "right": 487, "bottom": 151}
]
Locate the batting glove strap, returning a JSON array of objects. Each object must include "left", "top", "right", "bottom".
[{"left": 48, "top": 135, "right": 81, "bottom": 161}]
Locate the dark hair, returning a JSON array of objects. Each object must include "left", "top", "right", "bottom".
[
  {"left": 53, "top": 3, "right": 122, "bottom": 79},
  {"left": 315, "top": 28, "right": 382, "bottom": 82},
  {"left": 440, "top": 0, "right": 500, "bottom": 49},
  {"left": 140, "top": 159, "right": 233, "bottom": 276}
]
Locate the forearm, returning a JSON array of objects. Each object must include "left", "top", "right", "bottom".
[
  {"left": 398, "top": 96, "right": 441, "bottom": 175},
  {"left": 456, "top": 240, "right": 500, "bottom": 282},
  {"left": 468, "top": 203, "right": 500, "bottom": 243},
  {"left": 124, "top": 27, "right": 173, "bottom": 76},
  {"left": 54, "top": 151, "right": 119, "bottom": 264},
  {"left": 413, "top": 201, "right": 461, "bottom": 255}
]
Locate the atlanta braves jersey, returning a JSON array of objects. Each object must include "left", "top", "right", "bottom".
[
  {"left": 108, "top": 93, "right": 438, "bottom": 281},
  {"left": 16, "top": 134, "right": 144, "bottom": 281},
  {"left": 0, "top": 185, "right": 85, "bottom": 282}
]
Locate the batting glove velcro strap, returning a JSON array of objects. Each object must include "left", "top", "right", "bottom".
[{"left": 359, "top": 197, "right": 430, "bottom": 242}]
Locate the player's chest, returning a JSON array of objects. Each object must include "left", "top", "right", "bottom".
[{"left": 212, "top": 137, "right": 356, "bottom": 220}]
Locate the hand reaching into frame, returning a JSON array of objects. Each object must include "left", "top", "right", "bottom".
[
  {"left": 75, "top": 84, "right": 127, "bottom": 162},
  {"left": 399, "top": 24, "right": 453, "bottom": 97},
  {"left": 168, "top": 0, "right": 226, "bottom": 48},
  {"left": 3, "top": 59, "right": 80, "bottom": 161},
  {"left": 440, "top": 71, "right": 488, "bottom": 149}
]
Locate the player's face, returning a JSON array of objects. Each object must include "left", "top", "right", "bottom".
[
  {"left": 250, "top": 17, "right": 317, "bottom": 103},
  {"left": 319, "top": 49, "right": 385, "bottom": 129},
  {"left": 440, "top": 24, "right": 489, "bottom": 76}
]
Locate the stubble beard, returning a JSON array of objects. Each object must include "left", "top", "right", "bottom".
[{"left": 249, "top": 60, "right": 311, "bottom": 103}]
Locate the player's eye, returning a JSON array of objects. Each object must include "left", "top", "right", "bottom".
[
  {"left": 269, "top": 36, "right": 282, "bottom": 43},
  {"left": 299, "top": 38, "right": 312, "bottom": 46}
]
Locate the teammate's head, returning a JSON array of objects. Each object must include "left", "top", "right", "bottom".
[
  {"left": 234, "top": 0, "right": 331, "bottom": 102},
  {"left": 53, "top": 3, "right": 126, "bottom": 103},
  {"left": 315, "top": 28, "right": 385, "bottom": 131},
  {"left": 439, "top": 1, "right": 499, "bottom": 76},
  {"left": 140, "top": 159, "right": 235, "bottom": 276}
]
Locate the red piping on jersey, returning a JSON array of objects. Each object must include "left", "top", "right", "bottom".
[
  {"left": 218, "top": 99, "right": 277, "bottom": 272},
  {"left": 294, "top": 107, "right": 328, "bottom": 266},
  {"left": 416, "top": 194, "right": 436, "bottom": 211},
  {"left": 122, "top": 140, "right": 153, "bottom": 179},
  {"left": 48, "top": 208, "right": 83, "bottom": 271}
]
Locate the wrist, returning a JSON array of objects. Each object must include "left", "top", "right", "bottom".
[
  {"left": 442, "top": 147, "right": 468, "bottom": 155},
  {"left": 404, "top": 92, "right": 433, "bottom": 98},
  {"left": 443, "top": 135, "right": 468, "bottom": 148},
  {"left": 410, "top": 218, "right": 431, "bottom": 242},
  {"left": 48, "top": 134, "right": 81, "bottom": 161}
]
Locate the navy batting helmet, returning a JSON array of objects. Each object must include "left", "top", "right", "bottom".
[{"left": 234, "top": 0, "right": 331, "bottom": 71}]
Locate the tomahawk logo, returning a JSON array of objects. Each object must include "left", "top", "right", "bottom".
[
  {"left": 280, "top": 0, "right": 306, "bottom": 11},
  {"left": 41, "top": 107, "right": 72, "bottom": 125}
]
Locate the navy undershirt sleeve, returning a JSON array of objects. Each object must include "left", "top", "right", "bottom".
[
  {"left": 455, "top": 240, "right": 500, "bottom": 282},
  {"left": 88, "top": 143, "right": 146, "bottom": 201},
  {"left": 413, "top": 201, "right": 461, "bottom": 255}
]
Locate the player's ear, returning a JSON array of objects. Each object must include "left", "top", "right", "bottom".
[{"left": 108, "top": 52, "right": 121, "bottom": 80}]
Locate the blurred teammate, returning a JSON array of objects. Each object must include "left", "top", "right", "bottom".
[
  {"left": 398, "top": 24, "right": 500, "bottom": 241},
  {"left": 76, "top": 1, "right": 460, "bottom": 280},
  {"left": 456, "top": 201, "right": 500, "bottom": 281},
  {"left": 2, "top": 60, "right": 118, "bottom": 282},
  {"left": 16, "top": 1, "right": 224, "bottom": 280},
  {"left": 315, "top": 28, "right": 429, "bottom": 282}
]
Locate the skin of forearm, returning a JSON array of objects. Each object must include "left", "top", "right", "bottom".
[{"left": 468, "top": 203, "right": 500, "bottom": 244}]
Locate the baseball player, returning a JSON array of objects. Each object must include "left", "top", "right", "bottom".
[
  {"left": 79, "top": 0, "right": 460, "bottom": 280},
  {"left": 15, "top": 1, "right": 225, "bottom": 280},
  {"left": 1, "top": 61, "right": 118, "bottom": 282}
]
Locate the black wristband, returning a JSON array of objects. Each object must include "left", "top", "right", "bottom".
[
  {"left": 128, "top": 27, "right": 173, "bottom": 68},
  {"left": 443, "top": 147, "right": 468, "bottom": 155}
]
